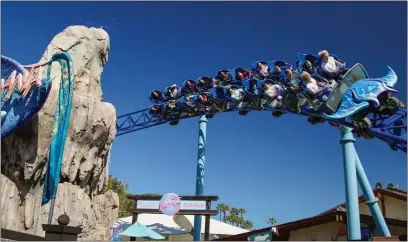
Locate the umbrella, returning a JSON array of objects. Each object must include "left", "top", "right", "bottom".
[{"left": 121, "top": 221, "right": 165, "bottom": 240}]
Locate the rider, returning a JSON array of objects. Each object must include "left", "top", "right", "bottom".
[
  {"left": 216, "top": 70, "right": 233, "bottom": 86},
  {"left": 149, "top": 104, "right": 165, "bottom": 117},
  {"left": 301, "top": 71, "right": 330, "bottom": 101},
  {"left": 182, "top": 80, "right": 197, "bottom": 94},
  {"left": 262, "top": 81, "right": 284, "bottom": 101},
  {"left": 270, "top": 65, "right": 284, "bottom": 84},
  {"left": 165, "top": 84, "right": 181, "bottom": 99},
  {"left": 318, "top": 50, "right": 348, "bottom": 79},
  {"left": 150, "top": 90, "right": 164, "bottom": 103},
  {"left": 197, "top": 77, "right": 216, "bottom": 91},
  {"left": 304, "top": 60, "right": 319, "bottom": 75},
  {"left": 177, "top": 94, "right": 197, "bottom": 114},
  {"left": 253, "top": 61, "right": 270, "bottom": 80},
  {"left": 283, "top": 68, "right": 300, "bottom": 93},
  {"left": 233, "top": 68, "right": 251, "bottom": 85}
]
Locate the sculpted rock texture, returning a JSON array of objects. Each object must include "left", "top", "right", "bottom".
[{"left": 1, "top": 25, "right": 119, "bottom": 240}]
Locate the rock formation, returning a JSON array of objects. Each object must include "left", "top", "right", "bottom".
[{"left": 1, "top": 25, "right": 119, "bottom": 240}]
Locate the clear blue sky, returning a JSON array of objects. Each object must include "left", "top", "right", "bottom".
[{"left": 2, "top": 1, "right": 407, "bottom": 229}]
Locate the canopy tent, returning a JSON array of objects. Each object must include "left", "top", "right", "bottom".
[
  {"left": 114, "top": 214, "right": 249, "bottom": 237},
  {"left": 121, "top": 221, "right": 165, "bottom": 240}
]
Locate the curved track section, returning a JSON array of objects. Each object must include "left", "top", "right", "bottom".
[{"left": 116, "top": 53, "right": 407, "bottom": 153}]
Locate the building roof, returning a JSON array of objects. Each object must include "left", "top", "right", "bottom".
[
  {"left": 214, "top": 187, "right": 407, "bottom": 241},
  {"left": 318, "top": 187, "right": 407, "bottom": 216},
  {"left": 114, "top": 214, "right": 249, "bottom": 236}
]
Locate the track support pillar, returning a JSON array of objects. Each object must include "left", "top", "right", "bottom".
[
  {"left": 340, "top": 126, "right": 361, "bottom": 240},
  {"left": 355, "top": 150, "right": 391, "bottom": 237},
  {"left": 193, "top": 115, "right": 208, "bottom": 241}
]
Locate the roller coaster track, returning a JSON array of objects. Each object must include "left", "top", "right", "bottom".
[{"left": 116, "top": 105, "right": 407, "bottom": 153}]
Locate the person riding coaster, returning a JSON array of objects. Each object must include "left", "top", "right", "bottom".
[
  {"left": 299, "top": 71, "right": 332, "bottom": 124},
  {"left": 261, "top": 80, "right": 285, "bottom": 108},
  {"left": 268, "top": 60, "right": 293, "bottom": 84},
  {"left": 296, "top": 52, "right": 320, "bottom": 75},
  {"left": 176, "top": 94, "right": 198, "bottom": 115},
  {"left": 231, "top": 68, "right": 252, "bottom": 85},
  {"left": 163, "top": 84, "right": 182, "bottom": 100},
  {"left": 276, "top": 68, "right": 305, "bottom": 114},
  {"left": 215, "top": 69, "right": 234, "bottom": 87},
  {"left": 182, "top": 80, "right": 198, "bottom": 95},
  {"left": 317, "top": 50, "right": 348, "bottom": 80},
  {"left": 194, "top": 92, "right": 222, "bottom": 119},
  {"left": 149, "top": 90, "right": 165, "bottom": 104},
  {"left": 197, "top": 76, "right": 216, "bottom": 92},
  {"left": 209, "top": 86, "right": 245, "bottom": 110},
  {"left": 252, "top": 61, "right": 270, "bottom": 80}
]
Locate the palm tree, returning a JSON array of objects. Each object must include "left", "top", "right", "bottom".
[
  {"left": 242, "top": 220, "right": 254, "bottom": 230},
  {"left": 224, "top": 214, "right": 234, "bottom": 225},
  {"left": 216, "top": 204, "right": 222, "bottom": 221},
  {"left": 218, "top": 203, "right": 230, "bottom": 222},
  {"left": 230, "top": 207, "right": 239, "bottom": 216},
  {"left": 235, "top": 216, "right": 244, "bottom": 228},
  {"left": 268, "top": 217, "right": 277, "bottom": 225},
  {"left": 238, "top": 208, "right": 246, "bottom": 219}
]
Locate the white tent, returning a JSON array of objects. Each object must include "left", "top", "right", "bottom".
[{"left": 114, "top": 214, "right": 249, "bottom": 237}]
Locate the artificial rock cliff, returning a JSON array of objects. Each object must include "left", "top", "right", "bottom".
[{"left": 1, "top": 25, "right": 119, "bottom": 240}]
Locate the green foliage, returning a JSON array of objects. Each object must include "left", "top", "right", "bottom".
[
  {"left": 216, "top": 203, "right": 254, "bottom": 230},
  {"left": 268, "top": 217, "right": 277, "bottom": 225},
  {"left": 107, "top": 175, "right": 134, "bottom": 217}
]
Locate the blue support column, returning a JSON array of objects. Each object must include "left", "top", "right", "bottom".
[
  {"left": 193, "top": 115, "right": 208, "bottom": 241},
  {"left": 355, "top": 151, "right": 391, "bottom": 237},
  {"left": 339, "top": 126, "right": 361, "bottom": 240}
]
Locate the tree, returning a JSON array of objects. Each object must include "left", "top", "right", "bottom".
[
  {"left": 242, "top": 220, "right": 254, "bottom": 230},
  {"left": 238, "top": 208, "right": 246, "bottom": 219},
  {"left": 235, "top": 216, "right": 244, "bottom": 227},
  {"left": 107, "top": 175, "right": 135, "bottom": 217},
  {"left": 230, "top": 207, "right": 239, "bottom": 216},
  {"left": 268, "top": 217, "right": 277, "bottom": 226},
  {"left": 218, "top": 203, "right": 230, "bottom": 222}
]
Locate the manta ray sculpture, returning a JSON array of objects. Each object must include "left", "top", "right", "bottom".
[
  {"left": 1, "top": 53, "right": 75, "bottom": 205},
  {"left": 323, "top": 66, "right": 398, "bottom": 120}
]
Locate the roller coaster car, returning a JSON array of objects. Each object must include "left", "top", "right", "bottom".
[
  {"left": 149, "top": 90, "right": 165, "bottom": 104},
  {"left": 252, "top": 60, "right": 270, "bottom": 80},
  {"left": 215, "top": 70, "right": 234, "bottom": 86},
  {"left": 163, "top": 85, "right": 182, "bottom": 100},
  {"left": 182, "top": 80, "right": 198, "bottom": 95},
  {"left": 322, "top": 65, "right": 404, "bottom": 134}
]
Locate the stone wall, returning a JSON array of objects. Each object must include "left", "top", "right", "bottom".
[{"left": 1, "top": 25, "right": 119, "bottom": 240}]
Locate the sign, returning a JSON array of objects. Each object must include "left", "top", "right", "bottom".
[
  {"left": 159, "top": 193, "right": 182, "bottom": 215},
  {"left": 137, "top": 200, "right": 160, "bottom": 210},
  {"left": 136, "top": 197, "right": 207, "bottom": 212}
]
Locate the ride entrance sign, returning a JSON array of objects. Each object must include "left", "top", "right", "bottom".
[
  {"left": 128, "top": 194, "right": 219, "bottom": 241},
  {"left": 135, "top": 193, "right": 207, "bottom": 215}
]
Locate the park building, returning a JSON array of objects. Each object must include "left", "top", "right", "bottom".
[{"left": 215, "top": 184, "right": 407, "bottom": 241}]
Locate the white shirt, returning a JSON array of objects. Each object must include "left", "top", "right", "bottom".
[
  {"left": 264, "top": 83, "right": 282, "bottom": 98},
  {"left": 306, "top": 78, "right": 319, "bottom": 94},
  {"left": 321, "top": 56, "right": 340, "bottom": 73}
]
